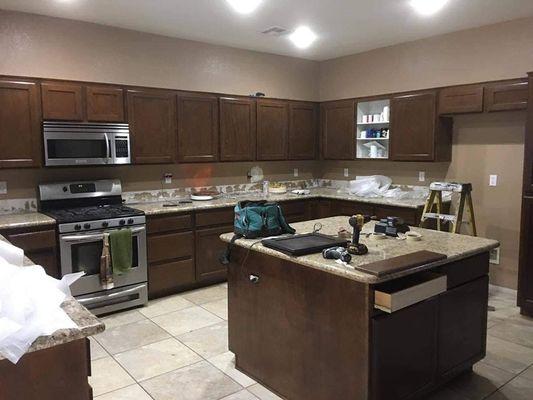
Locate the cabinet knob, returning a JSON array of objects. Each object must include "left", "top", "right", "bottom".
[{"left": 249, "top": 274, "right": 260, "bottom": 284}]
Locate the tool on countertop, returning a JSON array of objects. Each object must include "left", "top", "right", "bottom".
[
  {"left": 348, "top": 214, "right": 372, "bottom": 255},
  {"left": 374, "top": 216, "right": 410, "bottom": 237},
  {"left": 420, "top": 182, "right": 477, "bottom": 236},
  {"left": 322, "top": 246, "right": 352, "bottom": 263}
]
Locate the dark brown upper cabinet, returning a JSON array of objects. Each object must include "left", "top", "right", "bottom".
[
  {"left": 86, "top": 85, "right": 125, "bottom": 122},
  {"left": 0, "top": 79, "right": 42, "bottom": 168},
  {"left": 524, "top": 74, "right": 533, "bottom": 195},
  {"left": 41, "top": 82, "right": 84, "bottom": 121},
  {"left": 219, "top": 97, "right": 256, "bottom": 161},
  {"left": 127, "top": 89, "right": 177, "bottom": 164},
  {"left": 321, "top": 100, "right": 355, "bottom": 160},
  {"left": 438, "top": 84, "right": 483, "bottom": 115},
  {"left": 484, "top": 79, "right": 528, "bottom": 112},
  {"left": 256, "top": 99, "right": 289, "bottom": 161},
  {"left": 288, "top": 101, "right": 317, "bottom": 160},
  {"left": 391, "top": 92, "right": 452, "bottom": 162},
  {"left": 177, "top": 93, "right": 219, "bottom": 163}
]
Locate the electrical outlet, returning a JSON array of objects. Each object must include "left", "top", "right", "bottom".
[
  {"left": 343, "top": 168, "right": 349, "bottom": 178},
  {"left": 489, "top": 174, "right": 498, "bottom": 187},
  {"left": 418, "top": 171, "right": 426, "bottom": 182},
  {"left": 293, "top": 168, "right": 299, "bottom": 177},
  {"left": 489, "top": 247, "right": 500, "bottom": 265},
  {"left": 164, "top": 173, "right": 172, "bottom": 184},
  {"left": 0, "top": 182, "right": 6, "bottom": 195}
]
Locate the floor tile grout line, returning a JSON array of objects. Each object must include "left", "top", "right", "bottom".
[{"left": 93, "top": 383, "right": 155, "bottom": 400}]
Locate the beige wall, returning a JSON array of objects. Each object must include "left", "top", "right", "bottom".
[
  {"left": 0, "top": 10, "right": 319, "bottom": 100},
  {"left": 319, "top": 17, "right": 533, "bottom": 101}
]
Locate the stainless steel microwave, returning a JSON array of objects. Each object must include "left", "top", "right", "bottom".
[{"left": 43, "top": 122, "right": 131, "bottom": 166}]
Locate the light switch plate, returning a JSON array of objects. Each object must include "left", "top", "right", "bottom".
[
  {"left": 489, "top": 247, "right": 500, "bottom": 265},
  {"left": 489, "top": 175, "right": 498, "bottom": 187},
  {"left": 294, "top": 168, "right": 299, "bottom": 177},
  {"left": 419, "top": 171, "right": 426, "bottom": 182},
  {"left": 343, "top": 168, "right": 349, "bottom": 178},
  {"left": 0, "top": 182, "right": 6, "bottom": 195}
]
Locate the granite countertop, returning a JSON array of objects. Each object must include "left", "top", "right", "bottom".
[
  {"left": 220, "top": 216, "right": 499, "bottom": 284},
  {"left": 0, "top": 212, "right": 56, "bottom": 230},
  {"left": 0, "top": 234, "right": 105, "bottom": 361},
  {"left": 131, "top": 187, "right": 432, "bottom": 216}
]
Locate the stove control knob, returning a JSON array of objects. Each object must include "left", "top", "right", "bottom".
[
  {"left": 74, "top": 224, "right": 82, "bottom": 231},
  {"left": 127, "top": 218, "right": 134, "bottom": 225},
  {"left": 119, "top": 219, "right": 126, "bottom": 226},
  {"left": 62, "top": 186, "right": 68, "bottom": 192},
  {"left": 83, "top": 223, "right": 91, "bottom": 230},
  {"left": 102, "top": 222, "right": 109, "bottom": 228}
]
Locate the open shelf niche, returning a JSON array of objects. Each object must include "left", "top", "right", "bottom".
[{"left": 356, "top": 99, "right": 390, "bottom": 159}]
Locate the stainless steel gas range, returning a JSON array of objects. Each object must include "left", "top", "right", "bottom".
[{"left": 38, "top": 179, "right": 147, "bottom": 315}]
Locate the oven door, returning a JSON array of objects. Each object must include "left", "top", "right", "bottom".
[
  {"left": 59, "top": 226, "right": 147, "bottom": 296},
  {"left": 44, "top": 131, "right": 112, "bottom": 166}
]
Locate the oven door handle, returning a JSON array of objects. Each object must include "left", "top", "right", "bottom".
[
  {"left": 61, "top": 227, "right": 146, "bottom": 243},
  {"left": 77, "top": 284, "right": 146, "bottom": 304},
  {"left": 104, "top": 132, "right": 111, "bottom": 162}
]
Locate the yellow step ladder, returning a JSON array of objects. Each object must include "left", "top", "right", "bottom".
[{"left": 419, "top": 182, "right": 477, "bottom": 236}]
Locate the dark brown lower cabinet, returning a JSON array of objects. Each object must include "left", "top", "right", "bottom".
[
  {"left": 279, "top": 200, "right": 310, "bottom": 223},
  {"left": 196, "top": 225, "right": 232, "bottom": 283},
  {"left": 519, "top": 197, "right": 533, "bottom": 316}
]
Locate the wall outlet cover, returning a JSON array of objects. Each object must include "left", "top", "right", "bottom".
[
  {"left": 294, "top": 168, "right": 299, "bottom": 177},
  {"left": 419, "top": 171, "right": 426, "bottom": 182},
  {"left": 343, "top": 168, "right": 349, "bottom": 178},
  {"left": 489, "top": 247, "right": 500, "bottom": 265},
  {"left": 489, "top": 175, "right": 498, "bottom": 187},
  {"left": 0, "top": 182, "right": 6, "bottom": 195},
  {"left": 164, "top": 173, "right": 173, "bottom": 184}
]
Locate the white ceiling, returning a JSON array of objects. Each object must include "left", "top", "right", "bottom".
[{"left": 1, "top": 0, "right": 533, "bottom": 61}]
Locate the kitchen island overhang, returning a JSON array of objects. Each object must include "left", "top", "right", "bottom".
[{"left": 221, "top": 216, "right": 499, "bottom": 400}]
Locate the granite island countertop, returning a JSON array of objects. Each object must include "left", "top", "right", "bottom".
[
  {"left": 0, "top": 234, "right": 105, "bottom": 362},
  {"left": 220, "top": 216, "right": 499, "bottom": 285}
]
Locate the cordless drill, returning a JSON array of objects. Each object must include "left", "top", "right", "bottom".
[
  {"left": 348, "top": 214, "right": 371, "bottom": 255},
  {"left": 322, "top": 246, "right": 352, "bottom": 263}
]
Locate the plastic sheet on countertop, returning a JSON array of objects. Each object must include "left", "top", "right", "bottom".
[
  {"left": 0, "top": 242, "right": 85, "bottom": 364},
  {"left": 348, "top": 176, "right": 430, "bottom": 200}
]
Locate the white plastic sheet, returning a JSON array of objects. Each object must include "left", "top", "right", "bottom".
[
  {"left": 0, "top": 242, "right": 84, "bottom": 364},
  {"left": 348, "top": 175, "right": 429, "bottom": 200}
]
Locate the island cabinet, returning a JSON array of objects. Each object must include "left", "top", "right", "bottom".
[
  {"left": 0, "top": 79, "right": 42, "bottom": 168},
  {"left": 146, "top": 213, "right": 195, "bottom": 298},
  {"left": 1, "top": 225, "right": 59, "bottom": 278},
  {"left": 219, "top": 97, "right": 256, "bottom": 161},
  {"left": 228, "top": 243, "right": 490, "bottom": 400},
  {"left": 321, "top": 99, "right": 355, "bottom": 160},
  {"left": 195, "top": 207, "right": 234, "bottom": 283},
  {"left": 177, "top": 93, "right": 219, "bottom": 163},
  {"left": 390, "top": 92, "right": 453, "bottom": 162},
  {"left": 127, "top": 89, "right": 177, "bottom": 164},
  {"left": 256, "top": 99, "right": 289, "bottom": 160},
  {"left": 41, "top": 82, "right": 125, "bottom": 122},
  {"left": 288, "top": 101, "right": 317, "bottom": 160}
]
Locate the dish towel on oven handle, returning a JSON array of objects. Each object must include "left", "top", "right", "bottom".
[{"left": 109, "top": 229, "right": 133, "bottom": 275}]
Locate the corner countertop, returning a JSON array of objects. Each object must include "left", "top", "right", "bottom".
[
  {"left": 0, "top": 212, "right": 56, "bottom": 230},
  {"left": 220, "top": 216, "right": 499, "bottom": 285},
  {"left": 0, "top": 234, "right": 105, "bottom": 362}
]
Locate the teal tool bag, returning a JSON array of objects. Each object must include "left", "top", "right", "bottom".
[{"left": 220, "top": 201, "right": 295, "bottom": 264}]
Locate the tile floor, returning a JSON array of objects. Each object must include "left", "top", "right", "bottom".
[{"left": 89, "top": 283, "right": 533, "bottom": 400}]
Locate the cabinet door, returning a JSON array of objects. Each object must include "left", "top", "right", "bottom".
[
  {"left": 438, "top": 276, "right": 488, "bottom": 374},
  {"left": 195, "top": 225, "right": 231, "bottom": 282},
  {"left": 219, "top": 97, "right": 256, "bottom": 161},
  {"left": 321, "top": 100, "right": 355, "bottom": 160},
  {"left": 86, "top": 86, "right": 124, "bottom": 122},
  {"left": 127, "top": 89, "right": 177, "bottom": 164},
  {"left": 332, "top": 200, "right": 374, "bottom": 217},
  {"left": 485, "top": 79, "right": 528, "bottom": 112},
  {"left": 371, "top": 298, "right": 438, "bottom": 400},
  {"left": 391, "top": 92, "right": 437, "bottom": 161},
  {"left": 41, "top": 82, "right": 84, "bottom": 121},
  {"left": 288, "top": 102, "right": 317, "bottom": 160},
  {"left": 256, "top": 99, "right": 289, "bottom": 160},
  {"left": 0, "top": 80, "right": 42, "bottom": 168},
  {"left": 438, "top": 85, "right": 483, "bottom": 114},
  {"left": 523, "top": 76, "right": 533, "bottom": 195},
  {"left": 519, "top": 197, "right": 533, "bottom": 311},
  {"left": 177, "top": 93, "right": 219, "bottom": 162}
]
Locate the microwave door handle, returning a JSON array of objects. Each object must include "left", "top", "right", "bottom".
[{"left": 104, "top": 132, "right": 111, "bottom": 162}]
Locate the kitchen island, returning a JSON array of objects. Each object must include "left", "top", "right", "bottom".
[
  {"left": 221, "top": 216, "right": 499, "bottom": 400},
  {"left": 0, "top": 234, "right": 105, "bottom": 400}
]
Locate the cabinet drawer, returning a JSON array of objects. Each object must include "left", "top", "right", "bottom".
[
  {"left": 147, "top": 214, "right": 192, "bottom": 234},
  {"left": 435, "top": 252, "right": 489, "bottom": 289},
  {"left": 4, "top": 229, "right": 56, "bottom": 252},
  {"left": 374, "top": 272, "right": 447, "bottom": 313},
  {"left": 148, "top": 231, "right": 193, "bottom": 263},
  {"left": 195, "top": 208, "right": 234, "bottom": 227},
  {"left": 149, "top": 259, "right": 195, "bottom": 298}
]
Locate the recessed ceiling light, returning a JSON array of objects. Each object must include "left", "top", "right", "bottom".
[
  {"left": 289, "top": 26, "right": 317, "bottom": 49},
  {"left": 410, "top": 0, "right": 449, "bottom": 16},
  {"left": 225, "top": 0, "right": 263, "bottom": 15}
]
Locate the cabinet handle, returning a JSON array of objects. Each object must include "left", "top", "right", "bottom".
[{"left": 249, "top": 274, "right": 260, "bottom": 284}]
